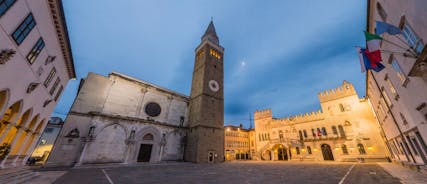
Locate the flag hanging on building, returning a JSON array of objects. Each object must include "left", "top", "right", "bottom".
[
  {"left": 375, "top": 21, "right": 402, "bottom": 35},
  {"left": 355, "top": 47, "right": 385, "bottom": 72},
  {"left": 364, "top": 31, "right": 383, "bottom": 52}
]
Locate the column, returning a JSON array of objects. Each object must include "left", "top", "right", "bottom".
[
  {"left": 0, "top": 124, "right": 13, "bottom": 143},
  {"left": 0, "top": 129, "right": 24, "bottom": 168},
  {"left": 11, "top": 132, "right": 33, "bottom": 166}
]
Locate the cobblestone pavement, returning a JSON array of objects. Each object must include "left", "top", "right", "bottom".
[{"left": 49, "top": 161, "right": 401, "bottom": 184}]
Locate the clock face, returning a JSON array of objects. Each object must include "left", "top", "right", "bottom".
[{"left": 208, "top": 80, "right": 219, "bottom": 92}]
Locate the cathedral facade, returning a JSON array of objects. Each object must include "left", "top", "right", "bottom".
[
  {"left": 253, "top": 81, "right": 389, "bottom": 162},
  {"left": 46, "top": 21, "right": 224, "bottom": 166}
]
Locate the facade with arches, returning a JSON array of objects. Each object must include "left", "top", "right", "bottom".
[
  {"left": 253, "top": 81, "right": 388, "bottom": 162},
  {"left": 0, "top": 0, "right": 75, "bottom": 168}
]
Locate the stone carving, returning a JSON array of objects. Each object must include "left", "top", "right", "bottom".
[
  {"left": 45, "top": 56, "right": 56, "bottom": 65},
  {"left": 65, "top": 128, "right": 80, "bottom": 138},
  {"left": 0, "top": 49, "right": 16, "bottom": 64},
  {"left": 36, "top": 66, "right": 44, "bottom": 76},
  {"left": 26, "top": 82, "right": 40, "bottom": 93},
  {"left": 43, "top": 99, "right": 52, "bottom": 107}
]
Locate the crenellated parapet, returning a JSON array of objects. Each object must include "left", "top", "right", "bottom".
[
  {"left": 274, "top": 110, "right": 324, "bottom": 124},
  {"left": 318, "top": 80, "right": 357, "bottom": 103},
  {"left": 254, "top": 109, "right": 272, "bottom": 120}
]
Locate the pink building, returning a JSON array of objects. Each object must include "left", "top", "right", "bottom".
[
  {"left": 0, "top": 0, "right": 75, "bottom": 168},
  {"left": 366, "top": 0, "right": 427, "bottom": 168}
]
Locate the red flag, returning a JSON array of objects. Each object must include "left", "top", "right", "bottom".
[
  {"left": 317, "top": 128, "right": 322, "bottom": 136},
  {"left": 364, "top": 50, "right": 382, "bottom": 67}
]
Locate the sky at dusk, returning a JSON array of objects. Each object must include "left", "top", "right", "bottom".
[{"left": 53, "top": 0, "right": 368, "bottom": 128}]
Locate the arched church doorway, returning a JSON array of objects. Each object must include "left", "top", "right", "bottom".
[
  {"left": 321, "top": 144, "right": 334, "bottom": 161},
  {"left": 137, "top": 133, "right": 154, "bottom": 162},
  {"left": 272, "top": 144, "right": 288, "bottom": 161}
]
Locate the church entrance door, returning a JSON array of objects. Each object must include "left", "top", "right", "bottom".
[
  {"left": 277, "top": 147, "right": 288, "bottom": 160},
  {"left": 321, "top": 144, "right": 334, "bottom": 161},
  {"left": 138, "top": 144, "right": 153, "bottom": 162}
]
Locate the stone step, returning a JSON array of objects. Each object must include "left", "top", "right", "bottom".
[
  {"left": 0, "top": 171, "right": 40, "bottom": 184},
  {"left": 0, "top": 169, "right": 32, "bottom": 181}
]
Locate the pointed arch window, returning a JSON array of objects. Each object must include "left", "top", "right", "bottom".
[
  {"left": 303, "top": 130, "right": 308, "bottom": 138},
  {"left": 296, "top": 147, "right": 300, "bottom": 155},
  {"left": 357, "top": 143, "right": 366, "bottom": 155},
  {"left": 332, "top": 126, "right": 338, "bottom": 135},
  {"left": 338, "top": 125, "right": 345, "bottom": 137},
  {"left": 321, "top": 127, "right": 327, "bottom": 136},
  {"left": 279, "top": 131, "right": 284, "bottom": 140},
  {"left": 307, "top": 146, "right": 312, "bottom": 154},
  {"left": 342, "top": 144, "right": 349, "bottom": 154},
  {"left": 298, "top": 131, "right": 303, "bottom": 140}
]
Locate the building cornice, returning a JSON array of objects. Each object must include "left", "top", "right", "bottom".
[{"left": 47, "top": 0, "right": 76, "bottom": 79}]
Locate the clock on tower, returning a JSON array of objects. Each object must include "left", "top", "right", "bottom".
[{"left": 185, "top": 21, "right": 224, "bottom": 163}]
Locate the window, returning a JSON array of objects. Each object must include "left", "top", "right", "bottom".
[
  {"left": 209, "top": 49, "right": 221, "bottom": 59},
  {"left": 321, "top": 127, "right": 327, "bottom": 136},
  {"left": 26, "top": 38, "right": 45, "bottom": 64},
  {"left": 296, "top": 147, "right": 300, "bottom": 155},
  {"left": 338, "top": 125, "right": 345, "bottom": 137},
  {"left": 317, "top": 128, "right": 322, "bottom": 136},
  {"left": 376, "top": 3, "right": 387, "bottom": 21},
  {"left": 402, "top": 22, "right": 424, "bottom": 54},
  {"left": 88, "top": 126, "right": 95, "bottom": 137},
  {"left": 307, "top": 146, "right": 312, "bottom": 154},
  {"left": 385, "top": 75, "right": 398, "bottom": 100},
  {"left": 54, "top": 85, "right": 63, "bottom": 101},
  {"left": 143, "top": 133, "right": 154, "bottom": 140},
  {"left": 303, "top": 130, "right": 307, "bottom": 138},
  {"left": 44, "top": 67, "right": 56, "bottom": 87},
  {"left": 12, "top": 13, "right": 36, "bottom": 45},
  {"left": 179, "top": 116, "right": 184, "bottom": 127},
  {"left": 49, "top": 77, "right": 60, "bottom": 95},
  {"left": 339, "top": 104, "right": 345, "bottom": 112},
  {"left": 381, "top": 87, "right": 392, "bottom": 106},
  {"left": 299, "top": 130, "right": 303, "bottom": 140},
  {"left": 0, "top": 0, "right": 16, "bottom": 17},
  {"left": 45, "top": 127, "right": 54, "bottom": 133},
  {"left": 399, "top": 113, "right": 408, "bottom": 125},
  {"left": 357, "top": 143, "right": 366, "bottom": 155},
  {"left": 311, "top": 128, "right": 316, "bottom": 137},
  {"left": 391, "top": 57, "right": 407, "bottom": 84},
  {"left": 342, "top": 144, "right": 349, "bottom": 154},
  {"left": 407, "top": 136, "right": 418, "bottom": 155},
  {"left": 279, "top": 131, "right": 283, "bottom": 140},
  {"left": 332, "top": 126, "right": 338, "bottom": 135}
]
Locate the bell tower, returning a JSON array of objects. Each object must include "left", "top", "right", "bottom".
[{"left": 185, "top": 21, "right": 224, "bottom": 163}]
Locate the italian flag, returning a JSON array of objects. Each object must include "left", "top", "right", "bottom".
[
  {"left": 364, "top": 31, "right": 383, "bottom": 63},
  {"left": 364, "top": 31, "right": 383, "bottom": 52}
]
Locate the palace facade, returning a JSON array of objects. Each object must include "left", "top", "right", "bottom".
[{"left": 252, "top": 81, "right": 388, "bottom": 162}]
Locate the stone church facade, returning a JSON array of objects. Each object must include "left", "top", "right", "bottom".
[
  {"left": 46, "top": 21, "right": 224, "bottom": 166},
  {"left": 253, "top": 81, "right": 389, "bottom": 162}
]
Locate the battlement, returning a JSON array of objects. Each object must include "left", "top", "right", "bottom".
[
  {"left": 318, "top": 80, "right": 357, "bottom": 103},
  {"left": 275, "top": 109, "right": 324, "bottom": 124},
  {"left": 254, "top": 109, "right": 272, "bottom": 120}
]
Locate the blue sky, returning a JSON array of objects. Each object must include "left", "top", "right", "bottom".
[{"left": 54, "top": 0, "right": 367, "bottom": 128}]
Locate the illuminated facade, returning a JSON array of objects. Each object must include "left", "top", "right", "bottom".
[
  {"left": 366, "top": 0, "right": 427, "bottom": 166},
  {"left": 31, "top": 117, "right": 63, "bottom": 164},
  {"left": 253, "top": 81, "right": 388, "bottom": 162},
  {"left": 0, "top": 0, "right": 75, "bottom": 168},
  {"left": 224, "top": 125, "right": 253, "bottom": 161}
]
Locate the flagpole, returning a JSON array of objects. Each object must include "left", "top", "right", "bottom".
[
  {"left": 380, "top": 50, "right": 417, "bottom": 58},
  {"left": 382, "top": 38, "right": 418, "bottom": 56}
]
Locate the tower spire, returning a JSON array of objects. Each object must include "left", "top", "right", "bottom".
[{"left": 202, "top": 20, "right": 219, "bottom": 44}]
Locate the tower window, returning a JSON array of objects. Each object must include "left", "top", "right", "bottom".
[
  {"left": 357, "top": 143, "right": 366, "bottom": 155},
  {"left": 342, "top": 144, "right": 349, "bottom": 154},
  {"left": 209, "top": 49, "right": 221, "bottom": 59},
  {"left": 376, "top": 3, "right": 387, "bottom": 21}
]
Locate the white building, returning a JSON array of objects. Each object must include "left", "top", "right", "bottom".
[
  {"left": 366, "top": 0, "right": 427, "bottom": 167},
  {"left": 0, "top": 0, "right": 75, "bottom": 168}
]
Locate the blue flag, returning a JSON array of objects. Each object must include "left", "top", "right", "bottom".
[{"left": 375, "top": 21, "right": 402, "bottom": 35}]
